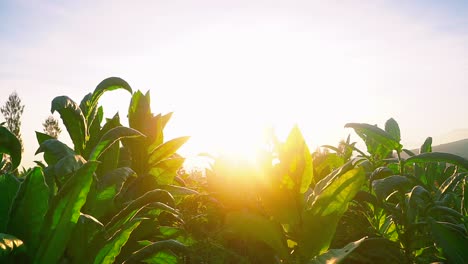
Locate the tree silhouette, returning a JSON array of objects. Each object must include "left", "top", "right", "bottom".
[
  {"left": 43, "top": 115, "right": 61, "bottom": 139},
  {"left": 1, "top": 92, "right": 25, "bottom": 152}
]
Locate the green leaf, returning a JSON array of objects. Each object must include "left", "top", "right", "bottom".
[
  {"left": 86, "top": 77, "right": 132, "bottom": 116},
  {"left": 372, "top": 175, "right": 411, "bottom": 201},
  {"left": 54, "top": 154, "right": 86, "bottom": 180},
  {"left": 430, "top": 219, "right": 468, "bottom": 264},
  {"left": 420, "top": 137, "right": 432, "bottom": 153},
  {"left": 280, "top": 125, "right": 314, "bottom": 193},
  {"left": 35, "top": 139, "right": 75, "bottom": 166},
  {"left": 336, "top": 237, "right": 404, "bottom": 264},
  {"left": 128, "top": 91, "right": 152, "bottom": 133},
  {"left": 7, "top": 168, "right": 49, "bottom": 254},
  {"left": 0, "top": 233, "right": 25, "bottom": 259},
  {"left": 0, "top": 126, "right": 22, "bottom": 170},
  {"left": 384, "top": 118, "right": 401, "bottom": 142},
  {"left": 148, "top": 137, "right": 190, "bottom": 166},
  {"left": 308, "top": 237, "right": 366, "bottom": 264},
  {"left": 345, "top": 123, "right": 402, "bottom": 153},
  {"left": 106, "top": 189, "right": 175, "bottom": 232},
  {"left": 406, "top": 152, "right": 468, "bottom": 171},
  {"left": 86, "top": 167, "right": 137, "bottom": 219},
  {"left": 94, "top": 219, "right": 142, "bottom": 264},
  {"left": 89, "top": 126, "right": 144, "bottom": 161},
  {"left": 141, "top": 251, "right": 179, "bottom": 264},
  {"left": 0, "top": 174, "right": 20, "bottom": 232},
  {"left": 122, "top": 240, "right": 187, "bottom": 264},
  {"left": 34, "top": 161, "right": 99, "bottom": 264},
  {"left": 35, "top": 131, "right": 54, "bottom": 146},
  {"left": 302, "top": 167, "right": 365, "bottom": 258},
  {"left": 223, "top": 211, "right": 289, "bottom": 258},
  {"left": 149, "top": 157, "right": 185, "bottom": 185},
  {"left": 51, "top": 96, "right": 88, "bottom": 154}
]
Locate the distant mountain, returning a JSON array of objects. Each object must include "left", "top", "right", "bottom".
[
  {"left": 410, "top": 138, "right": 468, "bottom": 159},
  {"left": 430, "top": 138, "right": 468, "bottom": 159},
  {"left": 433, "top": 129, "right": 468, "bottom": 145}
]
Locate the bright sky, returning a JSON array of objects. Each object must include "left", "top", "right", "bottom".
[{"left": 1, "top": 0, "right": 468, "bottom": 168}]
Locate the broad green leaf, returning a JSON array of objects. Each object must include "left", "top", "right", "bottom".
[
  {"left": 0, "top": 233, "right": 25, "bottom": 259},
  {"left": 106, "top": 190, "right": 175, "bottom": 232},
  {"left": 86, "top": 167, "right": 137, "bottom": 219},
  {"left": 89, "top": 77, "right": 132, "bottom": 114},
  {"left": 89, "top": 126, "right": 144, "bottom": 161},
  {"left": 223, "top": 211, "right": 289, "bottom": 258},
  {"left": 384, "top": 118, "right": 401, "bottom": 142},
  {"left": 94, "top": 219, "right": 142, "bottom": 264},
  {"left": 51, "top": 96, "right": 88, "bottom": 154},
  {"left": 35, "top": 131, "right": 54, "bottom": 146},
  {"left": 420, "top": 137, "right": 432, "bottom": 153},
  {"left": 370, "top": 167, "right": 393, "bottom": 181},
  {"left": 372, "top": 175, "right": 410, "bottom": 201},
  {"left": 335, "top": 237, "right": 404, "bottom": 264},
  {"left": 35, "top": 161, "right": 99, "bottom": 264},
  {"left": 148, "top": 137, "right": 190, "bottom": 166},
  {"left": 0, "top": 174, "right": 20, "bottom": 232},
  {"left": 406, "top": 152, "right": 468, "bottom": 171},
  {"left": 280, "top": 125, "right": 314, "bottom": 193},
  {"left": 67, "top": 213, "right": 104, "bottom": 262},
  {"left": 0, "top": 126, "right": 22, "bottom": 170},
  {"left": 345, "top": 122, "right": 402, "bottom": 153},
  {"left": 149, "top": 157, "right": 185, "bottom": 185},
  {"left": 54, "top": 155, "right": 86, "bottom": 180},
  {"left": 7, "top": 167, "right": 49, "bottom": 253},
  {"left": 35, "top": 139, "right": 75, "bottom": 166},
  {"left": 302, "top": 167, "right": 365, "bottom": 258},
  {"left": 308, "top": 237, "right": 366, "bottom": 264},
  {"left": 430, "top": 219, "right": 468, "bottom": 264},
  {"left": 128, "top": 91, "right": 152, "bottom": 133},
  {"left": 122, "top": 240, "right": 187, "bottom": 264},
  {"left": 142, "top": 251, "right": 178, "bottom": 264}
]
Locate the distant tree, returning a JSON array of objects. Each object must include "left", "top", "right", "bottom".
[
  {"left": 43, "top": 115, "right": 61, "bottom": 138},
  {"left": 1, "top": 92, "right": 25, "bottom": 152}
]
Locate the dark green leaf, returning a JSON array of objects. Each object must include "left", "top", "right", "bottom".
[
  {"left": 0, "top": 126, "right": 22, "bottom": 170},
  {"left": 7, "top": 168, "right": 49, "bottom": 253},
  {"left": 89, "top": 126, "right": 144, "bottom": 161},
  {"left": 35, "top": 139, "right": 75, "bottom": 166},
  {"left": 35, "top": 131, "right": 54, "bottom": 146},
  {"left": 87, "top": 167, "right": 137, "bottom": 219},
  {"left": 94, "top": 219, "right": 142, "bottom": 264},
  {"left": 35, "top": 161, "right": 99, "bottom": 264},
  {"left": 0, "top": 174, "right": 20, "bottom": 232},
  {"left": 420, "top": 137, "right": 432, "bottom": 153},
  {"left": 122, "top": 240, "right": 187, "bottom": 264},
  {"left": 407, "top": 152, "right": 468, "bottom": 171},
  {"left": 384, "top": 118, "right": 401, "bottom": 142},
  {"left": 51, "top": 96, "right": 88, "bottom": 154},
  {"left": 430, "top": 219, "right": 468, "bottom": 264},
  {"left": 223, "top": 211, "right": 289, "bottom": 259},
  {"left": 89, "top": 77, "right": 132, "bottom": 116},
  {"left": 372, "top": 175, "right": 411, "bottom": 200}
]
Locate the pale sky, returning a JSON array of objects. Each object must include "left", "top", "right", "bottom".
[{"left": 1, "top": 0, "right": 468, "bottom": 168}]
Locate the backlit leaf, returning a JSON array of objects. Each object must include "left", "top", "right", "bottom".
[
  {"left": 0, "top": 126, "right": 22, "bottom": 170},
  {"left": 51, "top": 96, "right": 87, "bottom": 154}
]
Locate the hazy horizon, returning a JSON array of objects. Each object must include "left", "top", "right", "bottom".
[{"left": 1, "top": 0, "right": 467, "bottom": 168}]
